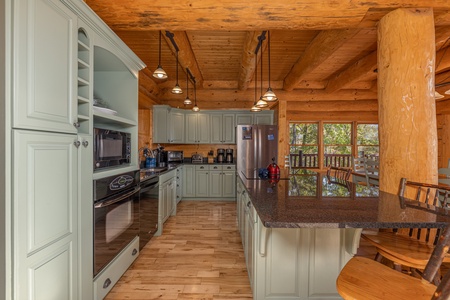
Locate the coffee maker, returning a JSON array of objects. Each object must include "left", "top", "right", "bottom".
[
  {"left": 226, "top": 149, "right": 233, "bottom": 163},
  {"left": 217, "top": 149, "right": 225, "bottom": 163},
  {"left": 156, "top": 146, "right": 167, "bottom": 167}
]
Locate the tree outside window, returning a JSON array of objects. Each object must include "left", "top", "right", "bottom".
[
  {"left": 357, "top": 124, "right": 379, "bottom": 157},
  {"left": 289, "top": 123, "right": 319, "bottom": 168},
  {"left": 323, "top": 123, "right": 352, "bottom": 167}
]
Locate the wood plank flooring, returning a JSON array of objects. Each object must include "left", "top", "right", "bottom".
[{"left": 104, "top": 201, "right": 253, "bottom": 300}]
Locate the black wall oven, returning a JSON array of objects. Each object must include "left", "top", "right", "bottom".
[{"left": 93, "top": 170, "right": 140, "bottom": 277}]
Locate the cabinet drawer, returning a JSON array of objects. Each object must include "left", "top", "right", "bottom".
[
  {"left": 195, "top": 165, "right": 210, "bottom": 171},
  {"left": 210, "top": 165, "right": 222, "bottom": 171},
  {"left": 223, "top": 165, "right": 236, "bottom": 171}
]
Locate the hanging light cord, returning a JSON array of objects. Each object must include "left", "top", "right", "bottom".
[
  {"left": 255, "top": 52, "right": 258, "bottom": 104},
  {"left": 267, "top": 31, "right": 272, "bottom": 88},
  {"left": 176, "top": 51, "right": 179, "bottom": 84},
  {"left": 260, "top": 38, "right": 263, "bottom": 97},
  {"left": 158, "top": 31, "right": 162, "bottom": 66}
]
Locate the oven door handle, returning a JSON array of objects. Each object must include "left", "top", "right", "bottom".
[
  {"left": 141, "top": 182, "right": 159, "bottom": 193},
  {"left": 94, "top": 186, "right": 140, "bottom": 208}
]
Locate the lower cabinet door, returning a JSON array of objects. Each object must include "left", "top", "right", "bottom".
[
  {"left": 195, "top": 171, "right": 209, "bottom": 197},
  {"left": 209, "top": 171, "right": 222, "bottom": 197},
  {"left": 13, "top": 130, "right": 79, "bottom": 299},
  {"left": 222, "top": 171, "right": 236, "bottom": 198}
]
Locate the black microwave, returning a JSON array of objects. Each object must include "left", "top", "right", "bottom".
[{"left": 94, "top": 128, "right": 131, "bottom": 170}]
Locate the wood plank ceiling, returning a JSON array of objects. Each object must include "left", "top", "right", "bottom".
[{"left": 85, "top": 0, "right": 450, "bottom": 112}]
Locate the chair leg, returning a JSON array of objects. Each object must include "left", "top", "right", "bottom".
[{"left": 374, "top": 252, "right": 383, "bottom": 262}]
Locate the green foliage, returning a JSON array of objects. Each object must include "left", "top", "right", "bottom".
[
  {"left": 323, "top": 123, "right": 351, "bottom": 145},
  {"left": 289, "top": 123, "right": 317, "bottom": 145}
]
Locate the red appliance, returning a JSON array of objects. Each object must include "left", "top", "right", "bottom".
[{"left": 267, "top": 158, "right": 280, "bottom": 178}]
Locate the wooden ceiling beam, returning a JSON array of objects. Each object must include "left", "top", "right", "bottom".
[
  {"left": 283, "top": 28, "right": 361, "bottom": 91},
  {"left": 287, "top": 100, "right": 378, "bottom": 112},
  {"left": 325, "top": 51, "right": 378, "bottom": 93},
  {"left": 85, "top": 1, "right": 450, "bottom": 31},
  {"left": 162, "top": 30, "right": 203, "bottom": 88},
  {"left": 159, "top": 88, "right": 377, "bottom": 102},
  {"left": 237, "top": 31, "right": 265, "bottom": 91}
]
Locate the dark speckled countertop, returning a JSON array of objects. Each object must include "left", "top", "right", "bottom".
[{"left": 239, "top": 169, "right": 450, "bottom": 229}]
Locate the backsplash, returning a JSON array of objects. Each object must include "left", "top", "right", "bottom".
[{"left": 152, "top": 144, "right": 236, "bottom": 159}]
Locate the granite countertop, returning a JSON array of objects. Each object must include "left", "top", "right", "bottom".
[{"left": 239, "top": 169, "right": 450, "bottom": 229}]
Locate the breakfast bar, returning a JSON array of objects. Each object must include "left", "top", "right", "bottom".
[{"left": 237, "top": 170, "right": 450, "bottom": 300}]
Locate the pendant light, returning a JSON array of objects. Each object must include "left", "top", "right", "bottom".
[
  {"left": 251, "top": 51, "right": 262, "bottom": 112},
  {"left": 262, "top": 31, "right": 278, "bottom": 102},
  {"left": 153, "top": 31, "right": 168, "bottom": 79},
  {"left": 171, "top": 50, "right": 183, "bottom": 94},
  {"left": 192, "top": 80, "right": 200, "bottom": 111},
  {"left": 184, "top": 69, "right": 192, "bottom": 105}
]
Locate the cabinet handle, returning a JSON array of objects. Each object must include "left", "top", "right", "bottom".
[
  {"left": 73, "top": 122, "right": 80, "bottom": 128},
  {"left": 82, "top": 140, "right": 89, "bottom": 147},
  {"left": 74, "top": 140, "right": 81, "bottom": 148},
  {"left": 132, "top": 248, "right": 138, "bottom": 256},
  {"left": 103, "top": 278, "right": 112, "bottom": 289}
]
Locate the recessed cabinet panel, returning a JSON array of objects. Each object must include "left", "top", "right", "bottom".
[
  {"left": 14, "top": 130, "right": 78, "bottom": 299},
  {"left": 14, "top": 130, "right": 77, "bottom": 254},
  {"left": 15, "top": 0, "right": 78, "bottom": 134},
  {"left": 32, "top": 243, "right": 74, "bottom": 300}
]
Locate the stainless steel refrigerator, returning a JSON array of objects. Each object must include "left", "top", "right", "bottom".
[{"left": 236, "top": 125, "right": 278, "bottom": 174}]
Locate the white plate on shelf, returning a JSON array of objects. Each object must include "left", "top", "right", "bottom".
[{"left": 93, "top": 106, "right": 117, "bottom": 115}]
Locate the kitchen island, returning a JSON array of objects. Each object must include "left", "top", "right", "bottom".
[{"left": 237, "top": 169, "right": 450, "bottom": 300}]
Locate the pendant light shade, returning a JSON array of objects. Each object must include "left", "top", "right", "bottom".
[
  {"left": 153, "top": 31, "right": 168, "bottom": 80},
  {"left": 171, "top": 50, "right": 183, "bottom": 94},
  {"left": 256, "top": 97, "right": 268, "bottom": 108},
  {"left": 184, "top": 69, "right": 192, "bottom": 105},
  {"left": 262, "top": 31, "right": 278, "bottom": 102}
]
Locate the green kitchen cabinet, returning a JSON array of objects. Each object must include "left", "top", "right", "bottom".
[
  {"left": 182, "top": 165, "right": 196, "bottom": 198},
  {"left": 185, "top": 112, "right": 210, "bottom": 144},
  {"left": 195, "top": 165, "right": 210, "bottom": 197},
  {"left": 210, "top": 113, "right": 235, "bottom": 144}
]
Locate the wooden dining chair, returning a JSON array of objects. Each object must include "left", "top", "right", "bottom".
[
  {"left": 363, "top": 156, "right": 379, "bottom": 186},
  {"left": 326, "top": 165, "right": 351, "bottom": 182},
  {"left": 337, "top": 223, "right": 450, "bottom": 300},
  {"left": 351, "top": 156, "right": 366, "bottom": 184},
  {"left": 361, "top": 178, "right": 450, "bottom": 278}
]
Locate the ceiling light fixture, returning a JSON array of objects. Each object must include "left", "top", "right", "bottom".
[
  {"left": 184, "top": 68, "right": 192, "bottom": 105},
  {"left": 262, "top": 31, "right": 278, "bottom": 102},
  {"left": 192, "top": 79, "right": 199, "bottom": 112},
  {"left": 153, "top": 31, "right": 168, "bottom": 79},
  {"left": 171, "top": 50, "right": 183, "bottom": 94},
  {"left": 251, "top": 43, "right": 262, "bottom": 112}
]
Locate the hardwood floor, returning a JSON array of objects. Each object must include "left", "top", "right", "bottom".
[{"left": 104, "top": 201, "right": 253, "bottom": 300}]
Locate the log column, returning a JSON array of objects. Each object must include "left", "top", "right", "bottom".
[{"left": 378, "top": 8, "right": 437, "bottom": 194}]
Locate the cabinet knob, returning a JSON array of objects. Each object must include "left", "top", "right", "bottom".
[
  {"left": 73, "top": 122, "right": 80, "bottom": 128},
  {"left": 74, "top": 140, "right": 81, "bottom": 148},
  {"left": 82, "top": 140, "right": 89, "bottom": 147}
]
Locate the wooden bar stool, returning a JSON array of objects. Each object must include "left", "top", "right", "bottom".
[
  {"left": 361, "top": 178, "right": 450, "bottom": 278},
  {"left": 337, "top": 224, "right": 450, "bottom": 300}
]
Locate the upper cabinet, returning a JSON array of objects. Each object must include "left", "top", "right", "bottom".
[
  {"left": 185, "top": 113, "right": 210, "bottom": 144},
  {"left": 153, "top": 106, "right": 273, "bottom": 145},
  {"left": 14, "top": 0, "right": 79, "bottom": 134},
  {"left": 211, "top": 113, "right": 235, "bottom": 144}
]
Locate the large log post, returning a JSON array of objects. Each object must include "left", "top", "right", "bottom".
[{"left": 378, "top": 8, "right": 437, "bottom": 194}]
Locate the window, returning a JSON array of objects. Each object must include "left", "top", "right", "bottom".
[
  {"left": 357, "top": 124, "right": 379, "bottom": 157},
  {"left": 289, "top": 123, "right": 319, "bottom": 168},
  {"left": 288, "top": 121, "right": 379, "bottom": 169},
  {"left": 323, "top": 123, "right": 352, "bottom": 167}
]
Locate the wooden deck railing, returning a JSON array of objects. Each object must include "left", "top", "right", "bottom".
[{"left": 290, "top": 151, "right": 352, "bottom": 168}]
